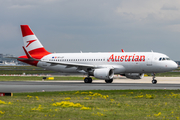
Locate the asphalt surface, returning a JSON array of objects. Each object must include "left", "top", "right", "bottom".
[{"left": 0, "top": 77, "right": 180, "bottom": 92}]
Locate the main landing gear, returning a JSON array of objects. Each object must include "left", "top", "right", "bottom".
[
  {"left": 84, "top": 77, "right": 92, "bottom": 83},
  {"left": 152, "top": 73, "right": 157, "bottom": 84},
  {"left": 84, "top": 77, "right": 114, "bottom": 83},
  {"left": 105, "top": 79, "right": 113, "bottom": 83}
]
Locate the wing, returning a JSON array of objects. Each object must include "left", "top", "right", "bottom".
[{"left": 42, "top": 60, "right": 103, "bottom": 72}]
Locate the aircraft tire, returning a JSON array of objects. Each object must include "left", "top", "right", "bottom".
[
  {"left": 152, "top": 80, "right": 157, "bottom": 84},
  {"left": 105, "top": 79, "right": 113, "bottom": 83},
  {"left": 84, "top": 77, "right": 92, "bottom": 83}
]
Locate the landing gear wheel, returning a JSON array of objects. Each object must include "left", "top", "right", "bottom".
[
  {"left": 152, "top": 80, "right": 157, "bottom": 84},
  {"left": 152, "top": 73, "right": 157, "bottom": 84},
  {"left": 84, "top": 77, "right": 92, "bottom": 83},
  {"left": 105, "top": 79, "right": 113, "bottom": 83}
]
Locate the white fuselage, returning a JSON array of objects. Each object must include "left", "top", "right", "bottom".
[{"left": 37, "top": 52, "right": 178, "bottom": 74}]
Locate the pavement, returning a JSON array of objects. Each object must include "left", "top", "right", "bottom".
[{"left": 0, "top": 77, "right": 180, "bottom": 93}]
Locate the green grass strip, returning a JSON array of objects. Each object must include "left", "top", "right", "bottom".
[
  {"left": 0, "top": 90, "right": 180, "bottom": 119},
  {"left": 0, "top": 76, "right": 97, "bottom": 81}
]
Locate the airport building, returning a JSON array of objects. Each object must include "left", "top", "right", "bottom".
[{"left": 0, "top": 53, "right": 27, "bottom": 66}]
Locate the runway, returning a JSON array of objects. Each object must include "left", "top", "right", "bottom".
[{"left": 0, "top": 77, "right": 180, "bottom": 92}]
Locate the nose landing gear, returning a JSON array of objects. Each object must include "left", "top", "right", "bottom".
[{"left": 152, "top": 73, "right": 157, "bottom": 84}]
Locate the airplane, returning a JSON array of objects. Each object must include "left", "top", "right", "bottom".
[{"left": 11, "top": 25, "right": 178, "bottom": 84}]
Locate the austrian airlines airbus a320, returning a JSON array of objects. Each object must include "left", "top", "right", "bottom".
[{"left": 13, "top": 25, "right": 178, "bottom": 84}]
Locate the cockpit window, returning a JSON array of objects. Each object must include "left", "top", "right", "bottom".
[{"left": 159, "top": 57, "right": 171, "bottom": 61}]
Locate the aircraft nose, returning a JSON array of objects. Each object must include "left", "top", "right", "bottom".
[
  {"left": 171, "top": 61, "right": 178, "bottom": 69},
  {"left": 176, "top": 62, "right": 179, "bottom": 68},
  {"left": 163, "top": 61, "right": 178, "bottom": 72}
]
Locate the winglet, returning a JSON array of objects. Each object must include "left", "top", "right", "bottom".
[{"left": 121, "top": 49, "right": 125, "bottom": 52}]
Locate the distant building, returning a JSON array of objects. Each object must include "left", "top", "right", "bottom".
[{"left": 0, "top": 53, "right": 27, "bottom": 66}]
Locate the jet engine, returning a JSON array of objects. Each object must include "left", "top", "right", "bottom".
[
  {"left": 94, "top": 68, "right": 114, "bottom": 80},
  {"left": 121, "top": 73, "right": 144, "bottom": 79}
]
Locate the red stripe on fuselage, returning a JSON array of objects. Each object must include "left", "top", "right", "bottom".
[{"left": 21, "top": 25, "right": 34, "bottom": 37}]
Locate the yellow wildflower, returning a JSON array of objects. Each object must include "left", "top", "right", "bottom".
[
  {"left": 31, "top": 105, "right": 42, "bottom": 111},
  {"left": 80, "top": 107, "right": 91, "bottom": 110},
  {"left": 8, "top": 102, "right": 12, "bottom": 105},
  {"left": 81, "top": 92, "right": 89, "bottom": 94},
  {"left": 0, "top": 111, "right": 5, "bottom": 114},
  {"left": 154, "top": 112, "right": 161, "bottom": 117},
  {"left": 65, "top": 97, "right": 71, "bottom": 100},
  {"left": 84, "top": 97, "right": 90, "bottom": 100},
  {"left": 0, "top": 100, "right": 6, "bottom": 104},
  {"left": 74, "top": 91, "right": 79, "bottom": 94},
  {"left": 36, "top": 96, "right": 39, "bottom": 100},
  {"left": 27, "top": 95, "right": 32, "bottom": 99}
]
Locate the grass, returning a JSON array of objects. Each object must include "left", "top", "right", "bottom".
[
  {"left": 0, "top": 70, "right": 55, "bottom": 74},
  {"left": 146, "top": 72, "right": 180, "bottom": 77},
  {"left": 0, "top": 76, "right": 98, "bottom": 81},
  {"left": 0, "top": 90, "right": 180, "bottom": 119},
  {"left": 0, "top": 66, "right": 55, "bottom": 74}
]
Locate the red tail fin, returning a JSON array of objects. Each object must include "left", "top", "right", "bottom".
[{"left": 21, "top": 25, "right": 51, "bottom": 59}]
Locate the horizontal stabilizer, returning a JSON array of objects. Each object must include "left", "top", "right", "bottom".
[{"left": 6, "top": 57, "right": 40, "bottom": 61}]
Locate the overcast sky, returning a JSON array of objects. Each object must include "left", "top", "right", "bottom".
[{"left": 1, "top": 0, "right": 180, "bottom": 60}]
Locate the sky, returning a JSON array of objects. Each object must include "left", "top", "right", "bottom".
[{"left": 1, "top": 0, "right": 180, "bottom": 60}]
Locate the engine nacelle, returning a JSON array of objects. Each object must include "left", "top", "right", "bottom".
[
  {"left": 122, "top": 73, "right": 144, "bottom": 79},
  {"left": 94, "top": 68, "right": 114, "bottom": 80}
]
